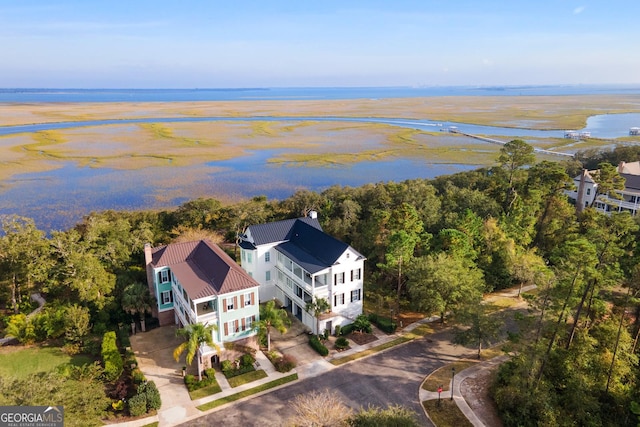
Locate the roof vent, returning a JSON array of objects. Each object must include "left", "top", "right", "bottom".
[{"left": 308, "top": 210, "right": 318, "bottom": 219}]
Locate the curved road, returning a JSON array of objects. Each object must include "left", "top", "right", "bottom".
[{"left": 179, "top": 328, "right": 477, "bottom": 427}]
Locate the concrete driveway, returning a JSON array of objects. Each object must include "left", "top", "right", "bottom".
[{"left": 130, "top": 325, "right": 202, "bottom": 425}]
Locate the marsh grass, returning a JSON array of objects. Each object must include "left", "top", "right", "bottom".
[{"left": 1, "top": 96, "right": 639, "bottom": 192}]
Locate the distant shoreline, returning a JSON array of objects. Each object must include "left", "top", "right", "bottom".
[{"left": 1, "top": 84, "right": 640, "bottom": 103}]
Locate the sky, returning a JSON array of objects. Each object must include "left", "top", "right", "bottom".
[{"left": 1, "top": 0, "right": 639, "bottom": 88}]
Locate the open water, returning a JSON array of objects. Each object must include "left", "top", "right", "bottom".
[{"left": 2, "top": 84, "right": 640, "bottom": 103}]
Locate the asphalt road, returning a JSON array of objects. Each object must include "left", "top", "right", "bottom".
[{"left": 179, "top": 328, "right": 478, "bottom": 427}]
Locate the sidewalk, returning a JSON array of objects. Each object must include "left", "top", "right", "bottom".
[
  {"left": 419, "top": 355, "right": 509, "bottom": 427},
  {"left": 123, "top": 285, "right": 532, "bottom": 427}
]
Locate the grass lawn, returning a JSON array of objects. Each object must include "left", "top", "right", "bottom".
[
  {"left": 197, "top": 374, "right": 298, "bottom": 411},
  {"left": 189, "top": 380, "right": 223, "bottom": 400},
  {"left": 422, "top": 361, "right": 478, "bottom": 392},
  {"left": 0, "top": 345, "right": 93, "bottom": 379},
  {"left": 423, "top": 399, "right": 473, "bottom": 427},
  {"left": 227, "top": 369, "right": 268, "bottom": 388},
  {"left": 330, "top": 336, "right": 412, "bottom": 366}
]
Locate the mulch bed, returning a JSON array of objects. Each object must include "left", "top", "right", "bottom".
[{"left": 347, "top": 332, "right": 379, "bottom": 346}]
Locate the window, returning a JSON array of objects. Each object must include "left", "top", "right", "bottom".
[
  {"left": 351, "top": 289, "right": 361, "bottom": 302},
  {"left": 335, "top": 272, "right": 345, "bottom": 284},
  {"left": 160, "top": 270, "right": 169, "bottom": 283},
  {"left": 265, "top": 252, "right": 270, "bottom": 262},
  {"left": 225, "top": 320, "right": 239, "bottom": 335},
  {"left": 244, "top": 292, "right": 253, "bottom": 306},
  {"left": 295, "top": 285, "right": 303, "bottom": 299},
  {"left": 266, "top": 270, "right": 271, "bottom": 282},
  {"left": 241, "top": 250, "right": 246, "bottom": 262},
  {"left": 586, "top": 188, "right": 591, "bottom": 195},
  {"left": 161, "top": 290, "right": 173, "bottom": 304},
  {"left": 351, "top": 269, "right": 361, "bottom": 281},
  {"left": 334, "top": 293, "right": 345, "bottom": 306},
  {"left": 245, "top": 316, "right": 254, "bottom": 331},
  {"left": 247, "top": 252, "right": 253, "bottom": 263},
  {"left": 227, "top": 298, "right": 235, "bottom": 311}
]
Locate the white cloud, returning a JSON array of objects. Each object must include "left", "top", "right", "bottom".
[{"left": 573, "top": 6, "right": 586, "bottom": 15}]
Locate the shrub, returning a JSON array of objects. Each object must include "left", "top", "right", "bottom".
[
  {"left": 334, "top": 325, "right": 342, "bottom": 337},
  {"left": 82, "top": 337, "right": 102, "bottom": 357},
  {"left": 184, "top": 374, "right": 197, "bottom": 391},
  {"left": 369, "top": 314, "right": 397, "bottom": 334},
  {"left": 111, "top": 400, "right": 125, "bottom": 411},
  {"left": 221, "top": 360, "right": 233, "bottom": 373},
  {"left": 353, "top": 314, "right": 372, "bottom": 334},
  {"left": 265, "top": 350, "right": 280, "bottom": 363},
  {"left": 335, "top": 337, "right": 349, "bottom": 350},
  {"left": 101, "top": 331, "right": 123, "bottom": 382},
  {"left": 132, "top": 368, "right": 146, "bottom": 384},
  {"left": 184, "top": 370, "right": 219, "bottom": 392},
  {"left": 128, "top": 393, "right": 147, "bottom": 417},
  {"left": 341, "top": 323, "right": 355, "bottom": 336},
  {"left": 309, "top": 335, "right": 329, "bottom": 356},
  {"left": 140, "top": 381, "right": 161, "bottom": 411},
  {"left": 110, "top": 379, "right": 129, "bottom": 400},
  {"left": 274, "top": 354, "right": 297, "bottom": 373},
  {"left": 240, "top": 353, "right": 255, "bottom": 368},
  {"left": 64, "top": 304, "right": 91, "bottom": 345}
]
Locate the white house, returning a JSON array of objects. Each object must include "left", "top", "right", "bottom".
[
  {"left": 145, "top": 240, "right": 260, "bottom": 368},
  {"left": 567, "top": 161, "right": 640, "bottom": 215},
  {"left": 238, "top": 212, "right": 365, "bottom": 335}
]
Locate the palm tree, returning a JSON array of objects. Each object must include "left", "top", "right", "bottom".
[
  {"left": 256, "top": 300, "right": 290, "bottom": 352},
  {"left": 305, "top": 297, "right": 331, "bottom": 335},
  {"left": 121, "top": 282, "right": 155, "bottom": 332},
  {"left": 173, "top": 322, "right": 219, "bottom": 381}
]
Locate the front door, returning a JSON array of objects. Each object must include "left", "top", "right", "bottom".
[{"left": 325, "top": 320, "right": 333, "bottom": 335}]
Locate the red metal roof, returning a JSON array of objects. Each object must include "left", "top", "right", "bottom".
[{"left": 150, "top": 240, "right": 258, "bottom": 300}]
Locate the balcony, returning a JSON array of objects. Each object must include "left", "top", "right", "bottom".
[{"left": 596, "top": 194, "right": 640, "bottom": 215}]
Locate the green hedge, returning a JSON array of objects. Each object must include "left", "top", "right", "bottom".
[
  {"left": 309, "top": 335, "right": 329, "bottom": 356},
  {"left": 101, "top": 331, "right": 123, "bottom": 381},
  {"left": 341, "top": 323, "right": 355, "bottom": 335},
  {"left": 368, "top": 313, "right": 397, "bottom": 334},
  {"left": 221, "top": 354, "right": 256, "bottom": 378},
  {"left": 184, "top": 369, "right": 218, "bottom": 392}
]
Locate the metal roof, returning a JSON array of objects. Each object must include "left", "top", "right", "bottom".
[
  {"left": 150, "top": 240, "right": 258, "bottom": 300},
  {"left": 246, "top": 217, "right": 323, "bottom": 246},
  {"left": 247, "top": 218, "right": 365, "bottom": 274}
]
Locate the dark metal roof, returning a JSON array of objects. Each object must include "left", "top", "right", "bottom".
[
  {"left": 247, "top": 217, "right": 323, "bottom": 246},
  {"left": 621, "top": 173, "right": 640, "bottom": 191},
  {"left": 150, "top": 240, "right": 258, "bottom": 300}
]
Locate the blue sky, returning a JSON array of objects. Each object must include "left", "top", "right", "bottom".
[{"left": 1, "top": 1, "right": 639, "bottom": 88}]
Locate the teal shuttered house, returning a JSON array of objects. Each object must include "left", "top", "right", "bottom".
[{"left": 145, "top": 240, "right": 260, "bottom": 366}]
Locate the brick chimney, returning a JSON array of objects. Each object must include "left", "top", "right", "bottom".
[{"left": 144, "top": 243, "right": 155, "bottom": 296}]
